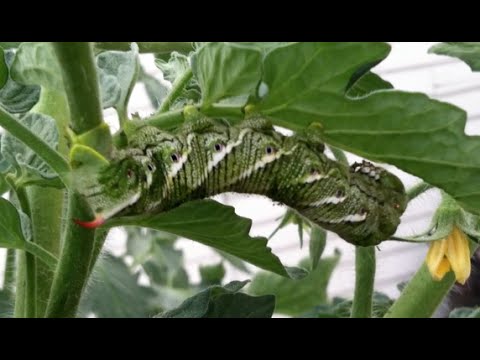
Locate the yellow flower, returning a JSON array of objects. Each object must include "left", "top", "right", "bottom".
[{"left": 426, "top": 226, "right": 471, "bottom": 285}]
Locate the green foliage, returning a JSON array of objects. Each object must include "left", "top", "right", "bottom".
[
  {"left": 199, "top": 262, "right": 226, "bottom": 286},
  {"left": 156, "top": 52, "right": 190, "bottom": 83},
  {"left": 449, "top": 307, "right": 480, "bottom": 318},
  {"left": 1, "top": 112, "right": 59, "bottom": 178},
  {"left": 2, "top": 41, "right": 479, "bottom": 318},
  {"left": 194, "top": 41, "right": 474, "bottom": 215},
  {"left": 110, "top": 199, "right": 307, "bottom": 279},
  {"left": 269, "top": 209, "right": 310, "bottom": 247},
  {"left": 155, "top": 52, "right": 200, "bottom": 109},
  {"left": 158, "top": 281, "right": 275, "bottom": 318},
  {"left": 248, "top": 252, "right": 340, "bottom": 316},
  {"left": 0, "top": 43, "right": 22, "bottom": 50},
  {"left": 309, "top": 226, "right": 327, "bottom": 270},
  {"left": 307, "top": 292, "right": 394, "bottom": 318},
  {"left": 0, "top": 49, "right": 40, "bottom": 114},
  {"left": 79, "top": 253, "right": 155, "bottom": 318},
  {"left": 11, "top": 42, "right": 64, "bottom": 91},
  {"left": 96, "top": 44, "right": 139, "bottom": 118},
  {"left": 429, "top": 42, "right": 480, "bottom": 71},
  {"left": 0, "top": 198, "right": 29, "bottom": 249},
  {"left": 138, "top": 65, "right": 168, "bottom": 110},
  {"left": 192, "top": 42, "right": 262, "bottom": 107},
  {"left": 346, "top": 71, "right": 393, "bottom": 97}
]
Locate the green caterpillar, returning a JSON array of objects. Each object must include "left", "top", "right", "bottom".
[{"left": 77, "top": 117, "right": 408, "bottom": 247}]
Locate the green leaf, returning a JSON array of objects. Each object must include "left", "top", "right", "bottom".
[
  {"left": 96, "top": 43, "right": 139, "bottom": 114},
  {"left": 79, "top": 253, "right": 155, "bottom": 318},
  {"left": 258, "top": 42, "right": 390, "bottom": 119},
  {"left": 269, "top": 209, "right": 311, "bottom": 244},
  {"left": 255, "top": 42, "right": 480, "bottom": 214},
  {"left": 248, "top": 252, "right": 340, "bottom": 316},
  {"left": 304, "top": 297, "right": 352, "bottom": 318},
  {"left": 148, "top": 284, "right": 195, "bottom": 313},
  {"left": 110, "top": 199, "right": 307, "bottom": 279},
  {"left": 124, "top": 227, "right": 188, "bottom": 287},
  {"left": 1, "top": 112, "right": 59, "bottom": 179},
  {"left": 0, "top": 198, "right": 27, "bottom": 249},
  {"left": 309, "top": 226, "right": 327, "bottom": 270},
  {"left": 449, "top": 307, "right": 480, "bottom": 318},
  {"left": 0, "top": 48, "right": 7, "bottom": 89},
  {"left": 429, "top": 42, "right": 480, "bottom": 71},
  {"left": 199, "top": 262, "right": 226, "bottom": 286},
  {"left": 157, "top": 280, "right": 275, "bottom": 318},
  {"left": 11, "top": 42, "right": 63, "bottom": 91},
  {"left": 143, "top": 242, "right": 190, "bottom": 289},
  {"left": 371, "top": 292, "right": 395, "bottom": 318},
  {"left": 0, "top": 135, "right": 7, "bottom": 170},
  {"left": 235, "top": 42, "right": 290, "bottom": 56},
  {"left": 192, "top": 42, "right": 263, "bottom": 107},
  {"left": 206, "top": 293, "right": 275, "bottom": 318},
  {"left": 139, "top": 65, "right": 168, "bottom": 110},
  {"left": 155, "top": 52, "right": 200, "bottom": 109},
  {"left": 156, "top": 51, "right": 190, "bottom": 83},
  {"left": 0, "top": 50, "right": 40, "bottom": 113},
  {"left": 304, "top": 292, "right": 393, "bottom": 318},
  {"left": 0, "top": 198, "right": 56, "bottom": 269},
  {"left": 0, "top": 43, "right": 22, "bottom": 50},
  {"left": 123, "top": 227, "right": 194, "bottom": 313},
  {"left": 125, "top": 227, "right": 156, "bottom": 265},
  {"left": 346, "top": 71, "right": 393, "bottom": 97}
]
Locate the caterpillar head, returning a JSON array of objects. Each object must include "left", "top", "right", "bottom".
[{"left": 75, "top": 151, "right": 153, "bottom": 228}]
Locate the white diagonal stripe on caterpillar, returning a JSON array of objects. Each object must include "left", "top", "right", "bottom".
[
  {"left": 303, "top": 173, "right": 329, "bottom": 184},
  {"left": 326, "top": 213, "right": 367, "bottom": 224},
  {"left": 228, "top": 148, "right": 285, "bottom": 184},
  {"left": 308, "top": 195, "right": 347, "bottom": 207}
]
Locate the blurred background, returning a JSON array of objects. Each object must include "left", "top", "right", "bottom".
[{"left": 2, "top": 42, "right": 480, "bottom": 316}]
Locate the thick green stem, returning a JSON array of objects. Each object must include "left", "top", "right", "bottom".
[
  {"left": 27, "top": 88, "right": 68, "bottom": 316},
  {"left": 94, "top": 42, "right": 194, "bottom": 54},
  {"left": 384, "top": 263, "right": 455, "bottom": 318},
  {"left": 14, "top": 188, "right": 35, "bottom": 317},
  {"left": 13, "top": 251, "right": 25, "bottom": 317},
  {"left": 140, "top": 104, "right": 245, "bottom": 132},
  {"left": 86, "top": 228, "right": 109, "bottom": 278},
  {"left": 52, "top": 42, "right": 104, "bottom": 134},
  {"left": 24, "top": 252, "right": 36, "bottom": 317},
  {"left": 0, "top": 106, "right": 71, "bottom": 185},
  {"left": 46, "top": 42, "right": 110, "bottom": 318},
  {"left": 4, "top": 249, "right": 15, "bottom": 296},
  {"left": 45, "top": 193, "right": 96, "bottom": 318},
  {"left": 351, "top": 246, "right": 376, "bottom": 318},
  {"left": 10, "top": 192, "right": 25, "bottom": 318},
  {"left": 136, "top": 108, "right": 185, "bottom": 131},
  {"left": 158, "top": 68, "right": 193, "bottom": 113},
  {"left": 202, "top": 105, "right": 245, "bottom": 120}
]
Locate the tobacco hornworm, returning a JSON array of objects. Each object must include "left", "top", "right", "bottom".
[{"left": 77, "top": 117, "right": 408, "bottom": 247}]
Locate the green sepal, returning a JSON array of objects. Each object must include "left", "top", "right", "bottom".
[
  {"left": 401, "top": 192, "right": 480, "bottom": 243},
  {"left": 71, "top": 123, "right": 113, "bottom": 158},
  {"left": 69, "top": 144, "right": 109, "bottom": 196}
]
